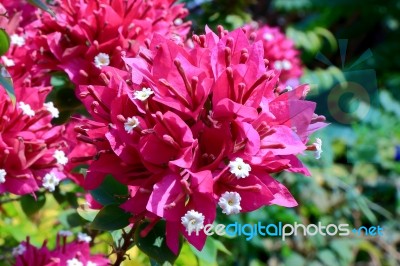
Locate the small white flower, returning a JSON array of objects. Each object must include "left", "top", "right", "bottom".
[
  {"left": 314, "top": 138, "right": 323, "bottom": 159},
  {"left": 0, "top": 169, "right": 6, "bottom": 183},
  {"left": 87, "top": 262, "right": 97, "bottom": 266},
  {"left": 133, "top": 87, "right": 154, "bottom": 101},
  {"left": 181, "top": 210, "right": 205, "bottom": 235},
  {"left": 10, "top": 34, "right": 25, "bottom": 47},
  {"left": 94, "top": 52, "right": 110, "bottom": 69},
  {"left": 66, "top": 258, "right": 83, "bottom": 266},
  {"left": 1, "top": 56, "right": 15, "bottom": 67},
  {"left": 53, "top": 150, "right": 68, "bottom": 165},
  {"left": 42, "top": 172, "right": 60, "bottom": 192},
  {"left": 12, "top": 244, "right": 26, "bottom": 256},
  {"left": 124, "top": 116, "right": 140, "bottom": 133},
  {"left": 273, "top": 60, "right": 283, "bottom": 70},
  {"left": 285, "top": 85, "right": 293, "bottom": 91},
  {"left": 218, "top": 191, "right": 242, "bottom": 215},
  {"left": 77, "top": 232, "right": 92, "bottom": 243},
  {"left": 263, "top": 32, "right": 274, "bottom": 41},
  {"left": 281, "top": 59, "right": 292, "bottom": 70},
  {"left": 44, "top": 102, "right": 59, "bottom": 118},
  {"left": 18, "top": 102, "right": 35, "bottom": 117},
  {"left": 228, "top": 158, "right": 251, "bottom": 178},
  {"left": 174, "top": 18, "right": 183, "bottom": 26},
  {"left": 1, "top": 67, "right": 10, "bottom": 78},
  {"left": 59, "top": 230, "right": 73, "bottom": 237}
]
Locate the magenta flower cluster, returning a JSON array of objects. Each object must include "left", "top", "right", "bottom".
[{"left": 0, "top": 0, "right": 326, "bottom": 259}]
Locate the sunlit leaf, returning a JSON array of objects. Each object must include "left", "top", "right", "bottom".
[{"left": 0, "top": 28, "right": 10, "bottom": 56}]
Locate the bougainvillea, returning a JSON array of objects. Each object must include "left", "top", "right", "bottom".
[
  {"left": 5, "top": 0, "right": 191, "bottom": 86},
  {"left": 13, "top": 232, "right": 109, "bottom": 265},
  {"left": 76, "top": 25, "right": 326, "bottom": 253},
  {"left": 0, "top": 74, "right": 68, "bottom": 195},
  {"left": 244, "top": 23, "right": 303, "bottom": 87}
]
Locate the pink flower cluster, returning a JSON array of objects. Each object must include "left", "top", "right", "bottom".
[
  {"left": 5, "top": 0, "right": 190, "bottom": 86},
  {"left": 0, "top": 74, "right": 68, "bottom": 195},
  {"left": 244, "top": 23, "right": 303, "bottom": 87},
  {"left": 76, "top": 26, "right": 326, "bottom": 253},
  {"left": 13, "top": 232, "right": 109, "bottom": 266}
]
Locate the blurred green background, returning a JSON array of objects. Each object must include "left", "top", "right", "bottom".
[{"left": 1, "top": 0, "right": 400, "bottom": 265}]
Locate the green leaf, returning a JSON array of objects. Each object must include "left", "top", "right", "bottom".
[
  {"left": 0, "top": 63, "right": 15, "bottom": 104},
  {"left": 27, "top": 0, "right": 55, "bottom": 16},
  {"left": 135, "top": 220, "right": 180, "bottom": 265},
  {"left": 20, "top": 193, "right": 46, "bottom": 217},
  {"left": 0, "top": 29, "right": 10, "bottom": 56},
  {"left": 90, "top": 204, "right": 131, "bottom": 231},
  {"left": 77, "top": 204, "right": 100, "bottom": 222},
  {"left": 90, "top": 175, "right": 129, "bottom": 206},
  {"left": 59, "top": 209, "right": 86, "bottom": 228},
  {"left": 190, "top": 237, "right": 217, "bottom": 263}
]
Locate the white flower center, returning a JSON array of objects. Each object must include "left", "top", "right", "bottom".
[
  {"left": 44, "top": 102, "right": 59, "bottom": 118},
  {"left": 281, "top": 59, "right": 292, "bottom": 70},
  {"left": 263, "top": 33, "right": 274, "bottom": 41},
  {"left": 1, "top": 56, "right": 15, "bottom": 67},
  {"left": 133, "top": 87, "right": 154, "bottom": 101},
  {"left": 18, "top": 102, "right": 35, "bottom": 117},
  {"left": 314, "top": 138, "right": 323, "bottom": 159},
  {"left": 0, "top": 169, "right": 6, "bottom": 183},
  {"left": 42, "top": 172, "right": 60, "bottom": 192},
  {"left": 181, "top": 210, "right": 205, "bottom": 235},
  {"left": 53, "top": 150, "right": 68, "bottom": 165},
  {"left": 218, "top": 191, "right": 242, "bottom": 215},
  {"left": 77, "top": 232, "right": 92, "bottom": 243},
  {"left": 228, "top": 158, "right": 251, "bottom": 178},
  {"left": 66, "top": 258, "right": 83, "bottom": 266},
  {"left": 174, "top": 18, "right": 183, "bottom": 26},
  {"left": 94, "top": 52, "right": 110, "bottom": 68},
  {"left": 12, "top": 244, "right": 26, "bottom": 256},
  {"left": 10, "top": 34, "right": 25, "bottom": 47},
  {"left": 124, "top": 116, "right": 140, "bottom": 133}
]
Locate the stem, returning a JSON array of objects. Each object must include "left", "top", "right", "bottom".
[{"left": 112, "top": 220, "right": 142, "bottom": 266}]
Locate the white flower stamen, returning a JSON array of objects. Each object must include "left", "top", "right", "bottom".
[
  {"left": 124, "top": 116, "right": 140, "bottom": 133},
  {"left": 218, "top": 191, "right": 242, "bottom": 215},
  {"left": 66, "top": 258, "right": 83, "bottom": 266},
  {"left": 281, "top": 59, "right": 292, "bottom": 70},
  {"left": 42, "top": 172, "right": 60, "bottom": 192},
  {"left": 18, "top": 102, "right": 35, "bottom": 117},
  {"left": 273, "top": 60, "right": 283, "bottom": 70},
  {"left": 77, "top": 232, "right": 92, "bottom": 243},
  {"left": 133, "top": 87, "right": 154, "bottom": 101},
  {"left": 228, "top": 158, "right": 251, "bottom": 178},
  {"left": 1, "top": 56, "right": 15, "bottom": 67},
  {"left": 12, "top": 244, "right": 26, "bottom": 256},
  {"left": 10, "top": 34, "right": 25, "bottom": 47},
  {"left": 53, "top": 150, "right": 68, "bottom": 165},
  {"left": 44, "top": 102, "right": 59, "bottom": 118},
  {"left": 181, "top": 210, "right": 205, "bottom": 235},
  {"left": 0, "top": 169, "right": 6, "bottom": 183},
  {"left": 314, "top": 138, "right": 323, "bottom": 159},
  {"left": 263, "top": 32, "right": 274, "bottom": 41},
  {"left": 94, "top": 53, "right": 110, "bottom": 69},
  {"left": 174, "top": 18, "right": 183, "bottom": 26}
]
